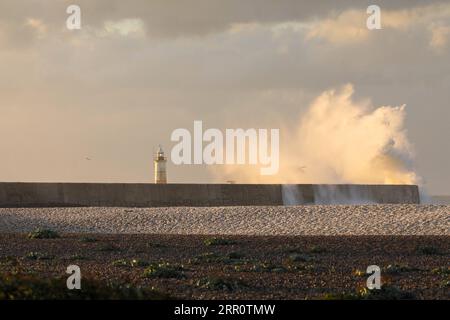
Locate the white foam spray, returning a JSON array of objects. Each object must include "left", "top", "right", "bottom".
[
  {"left": 214, "top": 84, "right": 420, "bottom": 204},
  {"left": 281, "top": 184, "right": 304, "bottom": 205}
]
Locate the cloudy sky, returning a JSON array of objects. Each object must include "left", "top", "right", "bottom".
[{"left": 0, "top": 0, "right": 449, "bottom": 194}]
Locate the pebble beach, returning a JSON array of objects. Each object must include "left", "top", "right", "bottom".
[{"left": 0, "top": 204, "right": 448, "bottom": 235}]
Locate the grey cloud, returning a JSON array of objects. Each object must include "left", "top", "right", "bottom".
[{"left": 0, "top": 0, "right": 444, "bottom": 40}]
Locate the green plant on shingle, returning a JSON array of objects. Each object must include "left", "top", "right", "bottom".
[
  {"left": 431, "top": 267, "right": 450, "bottom": 275},
  {"left": 289, "top": 264, "right": 316, "bottom": 272},
  {"left": 189, "top": 252, "right": 246, "bottom": 265},
  {"left": 385, "top": 264, "right": 419, "bottom": 275},
  {"left": 0, "top": 273, "right": 173, "bottom": 300},
  {"left": 226, "top": 252, "right": 244, "bottom": 260},
  {"left": 143, "top": 263, "right": 185, "bottom": 279},
  {"left": 0, "top": 256, "right": 19, "bottom": 267},
  {"left": 189, "top": 252, "right": 220, "bottom": 264},
  {"left": 130, "top": 259, "right": 149, "bottom": 267},
  {"left": 68, "top": 254, "right": 86, "bottom": 260},
  {"left": 222, "top": 252, "right": 247, "bottom": 265},
  {"left": 112, "top": 259, "right": 129, "bottom": 267},
  {"left": 287, "top": 253, "right": 313, "bottom": 263},
  {"left": 25, "top": 252, "right": 54, "bottom": 260},
  {"left": 251, "top": 262, "right": 287, "bottom": 273},
  {"left": 323, "top": 286, "right": 417, "bottom": 300},
  {"left": 112, "top": 258, "right": 149, "bottom": 268},
  {"left": 358, "top": 286, "right": 417, "bottom": 300},
  {"left": 416, "top": 245, "right": 443, "bottom": 255},
  {"left": 322, "top": 292, "right": 360, "bottom": 300},
  {"left": 353, "top": 269, "right": 365, "bottom": 277},
  {"left": 308, "top": 245, "right": 327, "bottom": 254},
  {"left": 204, "top": 237, "right": 235, "bottom": 246},
  {"left": 195, "top": 277, "right": 247, "bottom": 291},
  {"left": 27, "top": 228, "right": 60, "bottom": 239},
  {"left": 431, "top": 266, "right": 450, "bottom": 289}
]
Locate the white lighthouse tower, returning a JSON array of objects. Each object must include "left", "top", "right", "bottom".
[{"left": 154, "top": 145, "right": 167, "bottom": 184}]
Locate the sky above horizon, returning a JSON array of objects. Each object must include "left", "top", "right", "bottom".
[{"left": 0, "top": 0, "right": 449, "bottom": 194}]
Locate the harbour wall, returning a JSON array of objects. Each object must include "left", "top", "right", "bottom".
[{"left": 0, "top": 183, "right": 420, "bottom": 207}]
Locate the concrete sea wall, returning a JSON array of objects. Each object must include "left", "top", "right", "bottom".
[{"left": 0, "top": 183, "right": 420, "bottom": 207}]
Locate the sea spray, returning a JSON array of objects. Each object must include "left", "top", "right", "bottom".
[
  {"left": 215, "top": 84, "right": 420, "bottom": 203},
  {"left": 312, "top": 185, "right": 376, "bottom": 204},
  {"left": 281, "top": 184, "right": 305, "bottom": 205},
  {"left": 282, "top": 184, "right": 377, "bottom": 205}
]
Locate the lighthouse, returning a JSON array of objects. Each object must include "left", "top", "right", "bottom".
[{"left": 154, "top": 145, "right": 167, "bottom": 184}]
